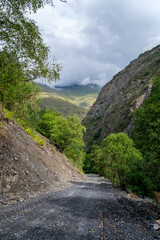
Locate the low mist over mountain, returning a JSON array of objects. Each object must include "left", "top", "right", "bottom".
[{"left": 54, "top": 84, "right": 101, "bottom": 96}]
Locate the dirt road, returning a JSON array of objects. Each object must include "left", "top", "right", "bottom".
[{"left": 0, "top": 175, "right": 160, "bottom": 239}]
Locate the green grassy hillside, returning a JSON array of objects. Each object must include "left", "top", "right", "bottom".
[
  {"left": 39, "top": 97, "right": 87, "bottom": 120},
  {"left": 37, "top": 83, "right": 101, "bottom": 119}
]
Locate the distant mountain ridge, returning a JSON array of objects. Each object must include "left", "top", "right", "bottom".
[
  {"left": 54, "top": 84, "right": 101, "bottom": 96},
  {"left": 82, "top": 45, "right": 160, "bottom": 150},
  {"left": 37, "top": 83, "right": 101, "bottom": 119},
  {"left": 37, "top": 83, "right": 101, "bottom": 96}
]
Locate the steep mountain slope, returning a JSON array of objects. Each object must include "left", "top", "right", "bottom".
[
  {"left": 83, "top": 45, "right": 160, "bottom": 150},
  {"left": 0, "top": 120, "right": 81, "bottom": 200},
  {"left": 55, "top": 84, "right": 101, "bottom": 97}
]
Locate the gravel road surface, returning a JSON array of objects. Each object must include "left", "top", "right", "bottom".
[{"left": 0, "top": 175, "right": 160, "bottom": 240}]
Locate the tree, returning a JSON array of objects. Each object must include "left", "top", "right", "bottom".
[
  {"left": 0, "top": 0, "right": 62, "bottom": 82},
  {"left": 37, "top": 110, "right": 86, "bottom": 170},
  {"left": 83, "top": 133, "right": 152, "bottom": 196},
  {"left": 0, "top": 50, "right": 42, "bottom": 127},
  {"left": 83, "top": 145, "right": 102, "bottom": 174},
  {"left": 0, "top": 0, "right": 66, "bottom": 119},
  {"left": 36, "top": 109, "right": 61, "bottom": 138},
  {"left": 59, "top": 115, "right": 86, "bottom": 169},
  {"left": 131, "top": 76, "right": 160, "bottom": 191},
  {"left": 100, "top": 133, "right": 143, "bottom": 188}
]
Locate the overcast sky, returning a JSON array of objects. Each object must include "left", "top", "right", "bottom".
[{"left": 32, "top": 0, "right": 160, "bottom": 87}]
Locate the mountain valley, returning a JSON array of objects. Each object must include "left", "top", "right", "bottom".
[{"left": 38, "top": 83, "right": 101, "bottom": 119}]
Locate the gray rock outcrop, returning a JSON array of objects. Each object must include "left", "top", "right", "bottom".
[{"left": 83, "top": 45, "right": 160, "bottom": 150}]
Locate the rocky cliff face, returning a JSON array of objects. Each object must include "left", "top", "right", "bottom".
[{"left": 83, "top": 45, "right": 160, "bottom": 150}]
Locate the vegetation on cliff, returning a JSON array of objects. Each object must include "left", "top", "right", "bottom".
[
  {"left": 83, "top": 133, "right": 152, "bottom": 196},
  {"left": 131, "top": 76, "right": 160, "bottom": 192},
  {"left": 84, "top": 77, "right": 160, "bottom": 198}
]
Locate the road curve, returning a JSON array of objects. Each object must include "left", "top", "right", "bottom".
[{"left": 0, "top": 175, "right": 159, "bottom": 240}]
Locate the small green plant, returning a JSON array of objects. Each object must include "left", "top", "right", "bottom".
[
  {"left": 4, "top": 109, "right": 13, "bottom": 120},
  {"left": 17, "top": 118, "right": 27, "bottom": 128},
  {"left": 26, "top": 127, "right": 46, "bottom": 147},
  {"left": 25, "top": 127, "right": 33, "bottom": 135},
  {"left": 18, "top": 119, "right": 46, "bottom": 147},
  {"left": 34, "top": 135, "right": 46, "bottom": 147},
  {"left": 0, "top": 122, "right": 4, "bottom": 128}
]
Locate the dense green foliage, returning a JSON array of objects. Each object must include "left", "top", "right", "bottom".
[
  {"left": 100, "top": 133, "right": 143, "bottom": 188},
  {"left": 131, "top": 76, "right": 160, "bottom": 191},
  {"left": 84, "top": 77, "right": 160, "bottom": 197},
  {"left": 37, "top": 109, "right": 86, "bottom": 170},
  {"left": 0, "top": 0, "right": 61, "bottom": 81},
  {"left": 84, "top": 133, "right": 152, "bottom": 196},
  {"left": 83, "top": 145, "right": 102, "bottom": 174},
  {"left": 0, "top": 50, "right": 41, "bottom": 126},
  {"left": 0, "top": 0, "right": 61, "bottom": 125}
]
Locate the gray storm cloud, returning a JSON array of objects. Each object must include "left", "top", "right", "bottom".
[{"left": 32, "top": 0, "right": 160, "bottom": 87}]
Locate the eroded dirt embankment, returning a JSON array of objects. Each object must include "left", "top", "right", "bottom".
[{"left": 0, "top": 119, "right": 82, "bottom": 201}]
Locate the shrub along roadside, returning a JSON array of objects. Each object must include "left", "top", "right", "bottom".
[
  {"left": 84, "top": 133, "right": 152, "bottom": 197},
  {"left": 36, "top": 109, "right": 86, "bottom": 171}
]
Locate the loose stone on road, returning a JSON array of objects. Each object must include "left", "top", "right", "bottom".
[{"left": 0, "top": 175, "right": 160, "bottom": 239}]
